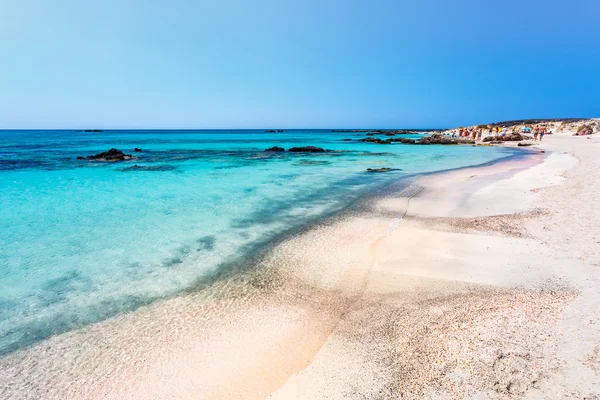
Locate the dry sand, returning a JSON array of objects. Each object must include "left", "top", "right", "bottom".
[
  {"left": 270, "top": 135, "right": 600, "bottom": 399},
  {"left": 2, "top": 135, "right": 599, "bottom": 400}
]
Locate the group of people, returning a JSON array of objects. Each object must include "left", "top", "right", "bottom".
[
  {"left": 450, "top": 126, "right": 507, "bottom": 142},
  {"left": 446, "top": 124, "right": 550, "bottom": 143}
]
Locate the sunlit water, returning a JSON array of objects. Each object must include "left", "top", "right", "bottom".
[{"left": 0, "top": 129, "right": 522, "bottom": 354}]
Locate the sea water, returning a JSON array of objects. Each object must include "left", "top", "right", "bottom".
[{"left": 0, "top": 129, "right": 521, "bottom": 354}]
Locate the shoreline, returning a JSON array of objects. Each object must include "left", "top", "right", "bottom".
[
  {"left": 0, "top": 145, "right": 527, "bottom": 356},
  {"left": 2, "top": 138, "right": 598, "bottom": 399}
]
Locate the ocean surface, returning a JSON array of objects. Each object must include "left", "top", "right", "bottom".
[{"left": 0, "top": 129, "right": 522, "bottom": 354}]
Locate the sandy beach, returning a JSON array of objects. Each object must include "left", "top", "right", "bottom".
[
  {"left": 2, "top": 134, "right": 599, "bottom": 400},
  {"left": 270, "top": 135, "right": 600, "bottom": 399}
]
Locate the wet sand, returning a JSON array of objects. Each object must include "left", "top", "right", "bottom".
[{"left": 2, "top": 136, "right": 599, "bottom": 399}]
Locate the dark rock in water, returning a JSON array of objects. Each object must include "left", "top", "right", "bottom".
[
  {"left": 264, "top": 146, "right": 285, "bottom": 152},
  {"left": 384, "top": 132, "right": 395, "bottom": 136},
  {"left": 76, "top": 156, "right": 85, "bottom": 160},
  {"left": 400, "top": 138, "right": 416, "bottom": 144},
  {"left": 288, "top": 146, "right": 325, "bottom": 153},
  {"left": 517, "top": 142, "right": 534, "bottom": 147},
  {"left": 342, "top": 138, "right": 353, "bottom": 141},
  {"left": 366, "top": 133, "right": 375, "bottom": 136},
  {"left": 84, "top": 129, "right": 104, "bottom": 132},
  {"left": 366, "top": 167, "right": 399, "bottom": 172},
  {"left": 122, "top": 164, "right": 176, "bottom": 172},
  {"left": 277, "top": 130, "right": 284, "bottom": 132},
  {"left": 82, "top": 148, "right": 133, "bottom": 161},
  {"left": 133, "top": 148, "right": 143, "bottom": 152},
  {"left": 359, "top": 137, "right": 391, "bottom": 144},
  {"left": 264, "top": 130, "right": 276, "bottom": 132}
]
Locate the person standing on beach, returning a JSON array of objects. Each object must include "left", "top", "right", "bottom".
[
  {"left": 477, "top": 130, "right": 482, "bottom": 142},
  {"left": 533, "top": 126, "right": 539, "bottom": 141},
  {"left": 539, "top": 125, "right": 546, "bottom": 142}
]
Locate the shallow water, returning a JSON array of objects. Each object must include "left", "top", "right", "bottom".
[{"left": 0, "top": 129, "right": 521, "bottom": 354}]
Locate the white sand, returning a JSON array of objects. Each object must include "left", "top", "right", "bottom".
[{"left": 270, "top": 135, "right": 600, "bottom": 399}]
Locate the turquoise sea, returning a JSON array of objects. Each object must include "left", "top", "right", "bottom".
[{"left": 0, "top": 129, "right": 522, "bottom": 354}]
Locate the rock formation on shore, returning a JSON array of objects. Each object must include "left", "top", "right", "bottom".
[
  {"left": 445, "top": 118, "right": 599, "bottom": 137},
  {"left": 482, "top": 133, "right": 524, "bottom": 142}
]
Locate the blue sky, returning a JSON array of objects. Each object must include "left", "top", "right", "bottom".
[{"left": 1, "top": 0, "right": 598, "bottom": 128}]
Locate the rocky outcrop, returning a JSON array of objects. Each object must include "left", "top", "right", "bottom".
[
  {"left": 288, "top": 146, "right": 325, "bottom": 152},
  {"left": 483, "top": 133, "right": 524, "bottom": 142},
  {"left": 79, "top": 148, "right": 133, "bottom": 161},
  {"left": 134, "top": 148, "right": 143, "bottom": 152},
  {"left": 265, "top": 146, "right": 285, "bottom": 152},
  {"left": 417, "top": 134, "right": 458, "bottom": 145}
]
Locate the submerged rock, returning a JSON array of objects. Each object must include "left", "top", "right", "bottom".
[
  {"left": 80, "top": 148, "right": 133, "bottom": 161},
  {"left": 133, "top": 148, "right": 143, "bottom": 152},
  {"left": 294, "top": 160, "right": 331, "bottom": 166},
  {"left": 122, "top": 164, "right": 176, "bottom": 172},
  {"left": 264, "top": 146, "right": 285, "bottom": 152},
  {"left": 288, "top": 146, "right": 325, "bottom": 153},
  {"left": 366, "top": 167, "right": 399, "bottom": 172}
]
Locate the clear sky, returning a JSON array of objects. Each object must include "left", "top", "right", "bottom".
[{"left": 1, "top": 0, "right": 598, "bottom": 129}]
